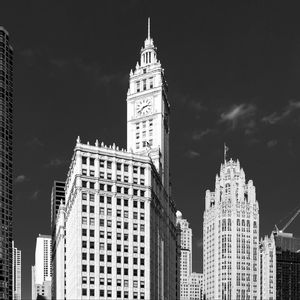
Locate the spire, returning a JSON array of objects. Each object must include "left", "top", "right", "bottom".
[{"left": 148, "top": 17, "right": 151, "bottom": 40}]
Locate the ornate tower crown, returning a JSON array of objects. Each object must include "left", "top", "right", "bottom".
[{"left": 139, "top": 18, "right": 158, "bottom": 67}]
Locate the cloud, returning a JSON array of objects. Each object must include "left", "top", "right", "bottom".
[
  {"left": 15, "top": 174, "right": 28, "bottom": 183},
  {"left": 192, "top": 128, "right": 216, "bottom": 141},
  {"left": 45, "top": 158, "right": 67, "bottom": 168},
  {"left": 267, "top": 140, "right": 278, "bottom": 148},
  {"left": 30, "top": 190, "right": 39, "bottom": 200},
  {"left": 220, "top": 103, "right": 256, "bottom": 126},
  {"left": 27, "top": 137, "right": 44, "bottom": 148},
  {"left": 262, "top": 100, "right": 300, "bottom": 125},
  {"left": 185, "top": 150, "right": 200, "bottom": 159}
]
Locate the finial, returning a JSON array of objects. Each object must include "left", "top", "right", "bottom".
[
  {"left": 76, "top": 136, "right": 81, "bottom": 144},
  {"left": 148, "top": 17, "right": 151, "bottom": 39},
  {"left": 95, "top": 139, "right": 99, "bottom": 147}
]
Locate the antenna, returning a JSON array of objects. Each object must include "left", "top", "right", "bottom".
[{"left": 148, "top": 17, "right": 151, "bottom": 39}]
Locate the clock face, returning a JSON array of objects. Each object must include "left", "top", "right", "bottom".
[{"left": 136, "top": 98, "right": 152, "bottom": 116}]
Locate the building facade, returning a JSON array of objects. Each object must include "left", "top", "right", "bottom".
[
  {"left": 0, "top": 26, "right": 13, "bottom": 300},
  {"left": 260, "top": 234, "right": 276, "bottom": 300},
  {"left": 177, "top": 211, "right": 203, "bottom": 300},
  {"left": 32, "top": 234, "right": 52, "bottom": 300},
  {"left": 56, "top": 19, "right": 179, "bottom": 300},
  {"left": 12, "top": 241, "right": 21, "bottom": 300},
  {"left": 274, "top": 232, "right": 300, "bottom": 300},
  {"left": 50, "top": 181, "right": 65, "bottom": 299},
  {"left": 203, "top": 159, "right": 260, "bottom": 300}
]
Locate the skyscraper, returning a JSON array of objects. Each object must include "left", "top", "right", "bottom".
[
  {"left": 56, "top": 19, "right": 179, "bottom": 299},
  {"left": 203, "top": 158, "right": 260, "bottom": 300},
  {"left": 0, "top": 26, "right": 13, "bottom": 300},
  {"left": 177, "top": 211, "right": 203, "bottom": 300},
  {"left": 12, "top": 241, "right": 21, "bottom": 300},
  {"left": 274, "top": 231, "right": 300, "bottom": 299},
  {"left": 50, "top": 181, "right": 65, "bottom": 299},
  {"left": 32, "top": 234, "right": 52, "bottom": 300}
]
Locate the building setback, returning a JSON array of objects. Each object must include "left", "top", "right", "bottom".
[
  {"left": 56, "top": 19, "right": 179, "bottom": 300},
  {"left": 12, "top": 241, "right": 21, "bottom": 300},
  {"left": 32, "top": 234, "right": 52, "bottom": 300},
  {"left": 0, "top": 26, "right": 13, "bottom": 300},
  {"left": 203, "top": 159, "right": 260, "bottom": 300}
]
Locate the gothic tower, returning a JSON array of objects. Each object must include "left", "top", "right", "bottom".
[{"left": 126, "top": 18, "right": 170, "bottom": 193}]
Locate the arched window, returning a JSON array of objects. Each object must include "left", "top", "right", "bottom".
[{"left": 225, "top": 183, "right": 230, "bottom": 194}]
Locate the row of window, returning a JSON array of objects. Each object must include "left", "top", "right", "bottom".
[
  {"left": 136, "top": 77, "right": 153, "bottom": 93},
  {"left": 82, "top": 229, "right": 145, "bottom": 243},
  {"left": 82, "top": 157, "right": 145, "bottom": 174},
  {"left": 82, "top": 181, "right": 146, "bottom": 197},
  {"left": 83, "top": 288, "right": 145, "bottom": 299},
  {"left": 83, "top": 277, "right": 144, "bottom": 288}
]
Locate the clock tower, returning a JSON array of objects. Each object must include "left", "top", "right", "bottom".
[{"left": 127, "top": 18, "right": 170, "bottom": 192}]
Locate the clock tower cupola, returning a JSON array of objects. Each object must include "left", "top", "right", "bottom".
[{"left": 127, "top": 18, "right": 170, "bottom": 192}]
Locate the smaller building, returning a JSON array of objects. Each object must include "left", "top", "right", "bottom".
[
  {"left": 32, "top": 234, "right": 52, "bottom": 300},
  {"left": 177, "top": 211, "right": 203, "bottom": 300},
  {"left": 274, "top": 231, "right": 300, "bottom": 300},
  {"left": 12, "top": 241, "right": 21, "bottom": 300},
  {"left": 260, "top": 234, "right": 276, "bottom": 300}
]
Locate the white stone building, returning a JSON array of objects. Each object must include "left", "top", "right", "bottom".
[
  {"left": 56, "top": 19, "right": 179, "bottom": 300},
  {"left": 12, "top": 241, "right": 21, "bottom": 300},
  {"left": 203, "top": 159, "right": 260, "bottom": 300},
  {"left": 177, "top": 212, "right": 203, "bottom": 300},
  {"left": 260, "top": 234, "right": 276, "bottom": 300},
  {"left": 32, "top": 234, "right": 52, "bottom": 299}
]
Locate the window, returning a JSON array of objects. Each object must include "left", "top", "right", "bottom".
[
  {"left": 82, "top": 288, "right": 87, "bottom": 296},
  {"left": 149, "top": 77, "right": 153, "bottom": 88},
  {"left": 82, "top": 276, "right": 87, "bottom": 284},
  {"left": 143, "top": 79, "right": 146, "bottom": 90},
  {"left": 100, "top": 172, "right": 104, "bottom": 178},
  {"left": 124, "top": 176, "right": 128, "bottom": 182},
  {"left": 82, "top": 180, "right": 87, "bottom": 188},
  {"left": 140, "top": 202, "right": 144, "bottom": 209},
  {"left": 136, "top": 81, "right": 140, "bottom": 92},
  {"left": 82, "top": 217, "right": 87, "bottom": 225},
  {"left": 82, "top": 252, "right": 87, "bottom": 260},
  {"left": 100, "top": 160, "right": 105, "bottom": 168},
  {"left": 82, "top": 229, "right": 87, "bottom": 236},
  {"left": 100, "top": 278, "right": 105, "bottom": 285},
  {"left": 133, "top": 200, "right": 138, "bottom": 208},
  {"left": 133, "top": 166, "right": 138, "bottom": 174},
  {"left": 90, "top": 182, "right": 95, "bottom": 189},
  {"left": 107, "top": 161, "right": 112, "bottom": 169},
  {"left": 82, "top": 205, "right": 87, "bottom": 212},
  {"left": 82, "top": 192, "right": 87, "bottom": 200},
  {"left": 82, "top": 169, "right": 87, "bottom": 175},
  {"left": 107, "top": 173, "right": 112, "bottom": 180},
  {"left": 90, "top": 158, "right": 95, "bottom": 166},
  {"left": 107, "top": 185, "right": 112, "bottom": 192},
  {"left": 100, "top": 195, "right": 104, "bottom": 203},
  {"left": 90, "top": 193, "right": 95, "bottom": 201},
  {"left": 117, "top": 163, "right": 122, "bottom": 170},
  {"left": 82, "top": 157, "right": 87, "bottom": 165},
  {"left": 82, "top": 265, "right": 87, "bottom": 272},
  {"left": 90, "top": 206, "right": 94, "bottom": 213},
  {"left": 140, "top": 190, "right": 145, "bottom": 197}
]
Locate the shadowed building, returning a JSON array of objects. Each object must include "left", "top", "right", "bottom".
[
  {"left": 0, "top": 26, "right": 13, "bottom": 300},
  {"left": 274, "top": 232, "right": 300, "bottom": 300},
  {"left": 50, "top": 181, "right": 65, "bottom": 299}
]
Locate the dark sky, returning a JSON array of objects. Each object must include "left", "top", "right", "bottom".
[{"left": 1, "top": 1, "right": 300, "bottom": 298}]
